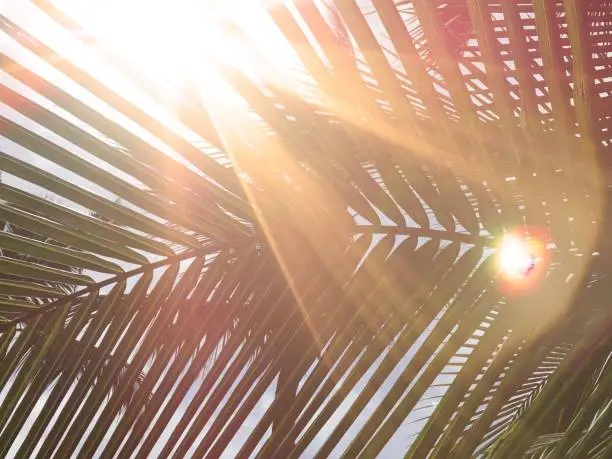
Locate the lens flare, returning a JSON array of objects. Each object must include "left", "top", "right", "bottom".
[
  {"left": 496, "top": 230, "right": 550, "bottom": 296},
  {"left": 497, "top": 235, "right": 537, "bottom": 279}
]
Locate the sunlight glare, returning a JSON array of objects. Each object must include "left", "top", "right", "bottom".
[
  {"left": 497, "top": 235, "right": 536, "bottom": 279},
  {"left": 64, "top": 0, "right": 299, "bottom": 87},
  {"left": 67, "top": 0, "right": 238, "bottom": 88}
]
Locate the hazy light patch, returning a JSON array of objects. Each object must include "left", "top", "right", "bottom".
[{"left": 497, "top": 234, "right": 537, "bottom": 279}]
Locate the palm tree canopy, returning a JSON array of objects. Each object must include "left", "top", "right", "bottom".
[{"left": 0, "top": 1, "right": 611, "bottom": 458}]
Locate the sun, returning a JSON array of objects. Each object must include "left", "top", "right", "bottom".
[
  {"left": 60, "top": 0, "right": 297, "bottom": 93},
  {"left": 63, "top": 0, "right": 229, "bottom": 85},
  {"left": 497, "top": 234, "right": 538, "bottom": 279}
]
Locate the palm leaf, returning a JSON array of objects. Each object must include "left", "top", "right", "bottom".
[{"left": 0, "top": 0, "right": 610, "bottom": 457}]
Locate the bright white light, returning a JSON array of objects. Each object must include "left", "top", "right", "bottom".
[
  {"left": 65, "top": 0, "right": 295, "bottom": 87},
  {"left": 64, "top": 0, "right": 250, "bottom": 95},
  {"left": 79, "top": 0, "right": 210, "bottom": 80},
  {"left": 497, "top": 235, "right": 536, "bottom": 278}
]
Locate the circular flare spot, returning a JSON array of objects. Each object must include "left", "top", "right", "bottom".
[
  {"left": 497, "top": 235, "right": 537, "bottom": 279},
  {"left": 496, "top": 231, "right": 549, "bottom": 295}
]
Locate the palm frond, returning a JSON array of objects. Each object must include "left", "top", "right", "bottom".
[{"left": 0, "top": 0, "right": 610, "bottom": 457}]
